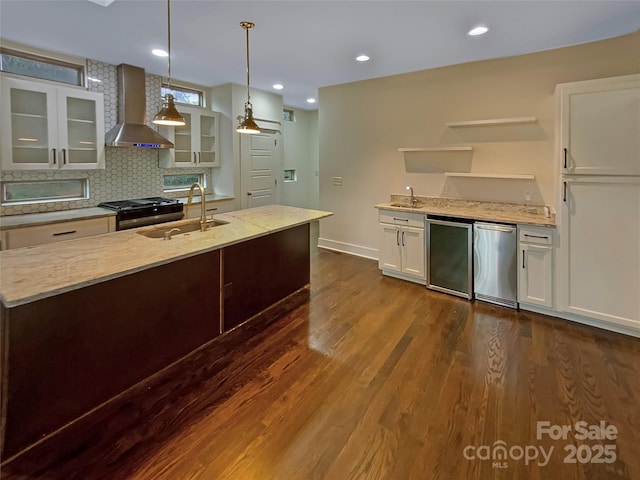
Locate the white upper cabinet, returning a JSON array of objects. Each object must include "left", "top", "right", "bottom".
[
  {"left": 159, "top": 106, "right": 220, "bottom": 168},
  {"left": 1, "top": 77, "right": 105, "bottom": 170},
  {"left": 557, "top": 74, "right": 640, "bottom": 176}
]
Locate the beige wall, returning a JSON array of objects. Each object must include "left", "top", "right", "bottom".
[
  {"left": 318, "top": 31, "right": 640, "bottom": 258},
  {"left": 210, "top": 83, "right": 284, "bottom": 210},
  {"left": 282, "top": 108, "right": 319, "bottom": 209}
]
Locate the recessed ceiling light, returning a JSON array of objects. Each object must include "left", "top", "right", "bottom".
[
  {"left": 152, "top": 49, "right": 168, "bottom": 57},
  {"left": 468, "top": 25, "right": 489, "bottom": 36},
  {"left": 306, "top": 98, "right": 316, "bottom": 104},
  {"left": 356, "top": 54, "right": 370, "bottom": 62},
  {"left": 273, "top": 83, "right": 284, "bottom": 90}
]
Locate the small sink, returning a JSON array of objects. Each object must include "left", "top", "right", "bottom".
[
  {"left": 389, "top": 202, "right": 414, "bottom": 208},
  {"left": 137, "top": 219, "right": 228, "bottom": 239}
]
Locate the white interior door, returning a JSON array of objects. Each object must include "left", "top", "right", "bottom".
[{"left": 240, "top": 132, "right": 281, "bottom": 208}]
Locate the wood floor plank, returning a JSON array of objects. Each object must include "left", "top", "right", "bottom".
[{"left": 2, "top": 250, "right": 639, "bottom": 480}]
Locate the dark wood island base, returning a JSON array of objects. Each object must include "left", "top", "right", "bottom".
[{"left": 0, "top": 223, "right": 310, "bottom": 462}]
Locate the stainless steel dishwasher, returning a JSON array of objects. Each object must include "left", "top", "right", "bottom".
[
  {"left": 473, "top": 222, "right": 518, "bottom": 308},
  {"left": 426, "top": 216, "right": 474, "bottom": 299}
]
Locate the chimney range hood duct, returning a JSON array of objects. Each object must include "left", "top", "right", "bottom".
[{"left": 105, "top": 64, "right": 174, "bottom": 148}]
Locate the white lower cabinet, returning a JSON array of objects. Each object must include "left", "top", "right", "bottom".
[
  {"left": 378, "top": 210, "right": 426, "bottom": 284},
  {"left": 518, "top": 226, "right": 554, "bottom": 308},
  {"left": 0, "top": 216, "right": 114, "bottom": 250}
]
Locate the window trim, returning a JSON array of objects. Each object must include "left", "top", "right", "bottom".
[
  {"left": 283, "top": 169, "right": 297, "bottom": 182},
  {"left": 0, "top": 47, "right": 85, "bottom": 86},
  {"left": 283, "top": 109, "right": 295, "bottom": 122},
  {"left": 1, "top": 179, "right": 89, "bottom": 205},
  {"left": 162, "top": 173, "right": 207, "bottom": 193},
  {"left": 161, "top": 84, "right": 204, "bottom": 107}
]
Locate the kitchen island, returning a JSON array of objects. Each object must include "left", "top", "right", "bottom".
[{"left": 0, "top": 205, "right": 332, "bottom": 460}]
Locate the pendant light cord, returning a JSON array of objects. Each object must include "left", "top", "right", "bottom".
[
  {"left": 245, "top": 24, "right": 250, "bottom": 104},
  {"left": 241, "top": 22, "right": 255, "bottom": 106},
  {"left": 167, "top": 0, "right": 172, "bottom": 88}
]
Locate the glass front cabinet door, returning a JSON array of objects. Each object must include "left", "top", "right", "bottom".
[
  {"left": 1, "top": 77, "right": 105, "bottom": 170},
  {"left": 159, "top": 106, "right": 220, "bottom": 168}
]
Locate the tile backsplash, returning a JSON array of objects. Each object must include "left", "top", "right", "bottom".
[{"left": 0, "top": 60, "right": 212, "bottom": 216}]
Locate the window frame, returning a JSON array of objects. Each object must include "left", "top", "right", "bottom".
[
  {"left": 162, "top": 173, "right": 206, "bottom": 193},
  {"left": 161, "top": 84, "right": 204, "bottom": 107},
  {"left": 283, "top": 169, "right": 297, "bottom": 182},
  {"left": 0, "top": 48, "right": 85, "bottom": 86},
  {"left": 283, "top": 109, "right": 295, "bottom": 122},
  {"left": 1, "top": 179, "right": 89, "bottom": 205}
]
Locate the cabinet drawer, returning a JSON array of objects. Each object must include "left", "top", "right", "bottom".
[
  {"left": 3, "top": 217, "right": 111, "bottom": 250},
  {"left": 379, "top": 210, "right": 425, "bottom": 228},
  {"left": 519, "top": 226, "right": 554, "bottom": 245}
]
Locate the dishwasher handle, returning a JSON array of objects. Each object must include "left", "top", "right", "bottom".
[{"left": 475, "top": 223, "right": 515, "bottom": 233}]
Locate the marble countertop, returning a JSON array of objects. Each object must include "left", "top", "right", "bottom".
[
  {"left": 0, "top": 207, "right": 116, "bottom": 230},
  {"left": 376, "top": 195, "right": 556, "bottom": 227},
  {"left": 0, "top": 205, "right": 332, "bottom": 308}
]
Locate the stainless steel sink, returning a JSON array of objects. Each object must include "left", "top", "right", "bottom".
[
  {"left": 137, "top": 219, "right": 228, "bottom": 239},
  {"left": 389, "top": 202, "right": 413, "bottom": 208}
]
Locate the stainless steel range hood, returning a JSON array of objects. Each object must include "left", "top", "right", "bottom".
[{"left": 105, "top": 64, "right": 174, "bottom": 149}]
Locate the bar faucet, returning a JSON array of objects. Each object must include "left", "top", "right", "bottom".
[
  {"left": 163, "top": 228, "right": 182, "bottom": 240},
  {"left": 187, "top": 182, "right": 208, "bottom": 232},
  {"left": 406, "top": 186, "right": 418, "bottom": 206}
]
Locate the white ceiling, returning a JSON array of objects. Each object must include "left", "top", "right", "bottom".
[{"left": 1, "top": 1, "right": 639, "bottom": 110}]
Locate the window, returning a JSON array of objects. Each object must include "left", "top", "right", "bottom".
[
  {"left": 161, "top": 85, "right": 203, "bottom": 106},
  {"left": 0, "top": 49, "right": 83, "bottom": 86},
  {"left": 283, "top": 169, "right": 297, "bottom": 182},
  {"left": 2, "top": 179, "right": 88, "bottom": 204},
  {"left": 283, "top": 109, "right": 295, "bottom": 122},
  {"left": 163, "top": 173, "right": 205, "bottom": 192}
]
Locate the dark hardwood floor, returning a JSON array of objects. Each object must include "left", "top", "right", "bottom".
[{"left": 2, "top": 249, "right": 639, "bottom": 480}]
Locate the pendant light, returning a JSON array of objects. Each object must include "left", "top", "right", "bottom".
[
  {"left": 153, "top": 0, "right": 185, "bottom": 126},
  {"left": 237, "top": 21, "right": 261, "bottom": 134}
]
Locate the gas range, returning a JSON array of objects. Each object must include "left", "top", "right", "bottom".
[{"left": 98, "top": 197, "right": 184, "bottom": 230}]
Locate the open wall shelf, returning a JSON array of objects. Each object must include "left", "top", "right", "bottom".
[
  {"left": 444, "top": 172, "right": 535, "bottom": 180},
  {"left": 397, "top": 146, "right": 473, "bottom": 152},
  {"left": 445, "top": 116, "right": 537, "bottom": 128}
]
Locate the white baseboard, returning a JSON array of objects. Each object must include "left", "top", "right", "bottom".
[
  {"left": 520, "top": 303, "right": 640, "bottom": 338},
  {"left": 317, "top": 237, "right": 378, "bottom": 260}
]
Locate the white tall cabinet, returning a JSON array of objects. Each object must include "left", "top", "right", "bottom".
[
  {"left": 557, "top": 74, "right": 640, "bottom": 331},
  {"left": 1, "top": 77, "right": 105, "bottom": 170}
]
